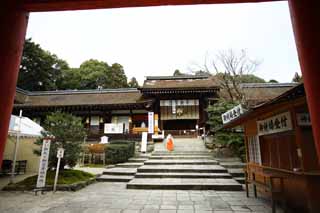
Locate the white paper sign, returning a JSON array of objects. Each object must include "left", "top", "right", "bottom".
[
  {"left": 100, "top": 136, "right": 109, "bottom": 144},
  {"left": 222, "top": 104, "right": 244, "bottom": 124},
  {"left": 148, "top": 112, "right": 154, "bottom": 134},
  {"left": 257, "top": 111, "right": 292, "bottom": 136},
  {"left": 36, "top": 139, "right": 51, "bottom": 188},
  {"left": 57, "top": 148, "right": 64, "bottom": 158},
  {"left": 104, "top": 123, "right": 123, "bottom": 134},
  {"left": 296, "top": 113, "right": 311, "bottom": 126},
  {"left": 141, "top": 132, "right": 148, "bottom": 152}
]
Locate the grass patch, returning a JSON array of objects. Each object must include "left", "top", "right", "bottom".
[{"left": 10, "top": 170, "right": 94, "bottom": 190}]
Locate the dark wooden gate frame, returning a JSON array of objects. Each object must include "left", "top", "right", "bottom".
[{"left": 0, "top": 0, "right": 319, "bottom": 166}]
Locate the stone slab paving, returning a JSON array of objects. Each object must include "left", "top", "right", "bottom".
[
  {"left": 138, "top": 165, "right": 227, "bottom": 173},
  {"left": 0, "top": 172, "right": 36, "bottom": 190},
  {"left": 0, "top": 182, "right": 281, "bottom": 213},
  {"left": 127, "top": 178, "right": 243, "bottom": 191},
  {"left": 144, "top": 160, "right": 218, "bottom": 165}
]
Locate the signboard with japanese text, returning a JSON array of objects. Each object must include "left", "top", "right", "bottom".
[
  {"left": 222, "top": 104, "right": 244, "bottom": 124},
  {"left": 257, "top": 111, "right": 293, "bottom": 136},
  {"left": 148, "top": 112, "right": 154, "bottom": 134},
  {"left": 104, "top": 123, "right": 123, "bottom": 134},
  {"left": 296, "top": 113, "right": 311, "bottom": 126},
  {"left": 141, "top": 132, "right": 148, "bottom": 152},
  {"left": 36, "top": 139, "right": 51, "bottom": 188},
  {"left": 57, "top": 148, "right": 64, "bottom": 158}
]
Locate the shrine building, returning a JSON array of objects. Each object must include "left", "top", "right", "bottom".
[
  {"left": 13, "top": 75, "right": 296, "bottom": 142},
  {"left": 222, "top": 83, "right": 320, "bottom": 212}
]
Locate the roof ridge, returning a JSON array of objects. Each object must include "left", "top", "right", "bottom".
[
  {"left": 240, "top": 82, "right": 299, "bottom": 88},
  {"left": 16, "top": 87, "right": 139, "bottom": 96},
  {"left": 146, "top": 75, "right": 209, "bottom": 80}
]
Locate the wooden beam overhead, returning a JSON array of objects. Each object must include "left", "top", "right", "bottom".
[{"left": 22, "top": 0, "right": 284, "bottom": 12}]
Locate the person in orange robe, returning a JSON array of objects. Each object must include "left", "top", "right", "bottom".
[{"left": 166, "top": 134, "right": 174, "bottom": 151}]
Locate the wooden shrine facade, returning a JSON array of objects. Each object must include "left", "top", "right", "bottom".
[
  {"left": 13, "top": 88, "right": 153, "bottom": 142},
  {"left": 13, "top": 76, "right": 298, "bottom": 140},
  {"left": 140, "top": 76, "right": 220, "bottom": 136},
  {"left": 223, "top": 84, "right": 320, "bottom": 212}
]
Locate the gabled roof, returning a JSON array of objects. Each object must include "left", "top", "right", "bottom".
[
  {"left": 219, "top": 82, "right": 299, "bottom": 107},
  {"left": 222, "top": 83, "right": 305, "bottom": 129},
  {"left": 142, "top": 76, "right": 219, "bottom": 91},
  {"left": 14, "top": 88, "right": 149, "bottom": 107}
]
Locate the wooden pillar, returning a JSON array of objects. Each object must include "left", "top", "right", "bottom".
[
  {"left": 0, "top": 2, "right": 28, "bottom": 167},
  {"left": 288, "top": 0, "right": 320, "bottom": 162},
  {"left": 288, "top": 1, "right": 320, "bottom": 212}
]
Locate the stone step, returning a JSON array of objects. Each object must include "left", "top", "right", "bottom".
[
  {"left": 116, "top": 162, "right": 144, "bottom": 168},
  {"left": 216, "top": 157, "right": 242, "bottom": 162},
  {"left": 103, "top": 167, "right": 137, "bottom": 175},
  {"left": 97, "top": 175, "right": 134, "bottom": 182},
  {"left": 149, "top": 155, "right": 214, "bottom": 160},
  {"left": 234, "top": 177, "right": 245, "bottom": 184},
  {"left": 128, "top": 158, "right": 149, "bottom": 163},
  {"left": 134, "top": 153, "right": 151, "bottom": 158},
  {"left": 137, "top": 165, "right": 227, "bottom": 173},
  {"left": 152, "top": 152, "right": 211, "bottom": 156},
  {"left": 228, "top": 168, "right": 245, "bottom": 177},
  {"left": 135, "top": 172, "right": 232, "bottom": 179},
  {"left": 144, "top": 159, "right": 218, "bottom": 165},
  {"left": 219, "top": 162, "right": 246, "bottom": 168},
  {"left": 126, "top": 178, "right": 243, "bottom": 191}
]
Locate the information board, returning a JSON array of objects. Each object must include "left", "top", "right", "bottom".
[
  {"left": 141, "top": 132, "right": 148, "bottom": 152},
  {"left": 104, "top": 123, "right": 123, "bottom": 134},
  {"left": 257, "top": 111, "right": 292, "bottom": 136},
  {"left": 36, "top": 139, "right": 51, "bottom": 188},
  {"left": 222, "top": 104, "right": 244, "bottom": 124},
  {"left": 148, "top": 112, "right": 154, "bottom": 134}
]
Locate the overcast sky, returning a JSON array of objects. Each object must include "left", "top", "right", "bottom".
[{"left": 26, "top": 1, "right": 301, "bottom": 85}]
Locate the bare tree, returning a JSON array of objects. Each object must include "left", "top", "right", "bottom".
[{"left": 203, "top": 49, "right": 261, "bottom": 104}]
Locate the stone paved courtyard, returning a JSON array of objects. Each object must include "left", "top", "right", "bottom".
[{"left": 0, "top": 182, "right": 280, "bottom": 213}]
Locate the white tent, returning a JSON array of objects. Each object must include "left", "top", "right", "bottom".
[{"left": 8, "top": 115, "right": 43, "bottom": 137}]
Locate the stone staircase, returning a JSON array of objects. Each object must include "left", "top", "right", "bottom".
[
  {"left": 98, "top": 139, "right": 245, "bottom": 189},
  {"left": 96, "top": 155, "right": 149, "bottom": 182},
  {"left": 217, "top": 158, "right": 246, "bottom": 184},
  {"left": 126, "top": 150, "right": 243, "bottom": 191}
]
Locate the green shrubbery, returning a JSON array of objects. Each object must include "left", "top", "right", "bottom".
[
  {"left": 105, "top": 141, "right": 135, "bottom": 164},
  {"left": 34, "top": 112, "right": 86, "bottom": 170},
  {"left": 206, "top": 99, "right": 245, "bottom": 160}
]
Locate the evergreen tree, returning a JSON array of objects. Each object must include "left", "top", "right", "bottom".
[
  {"left": 128, "top": 77, "right": 139, "bottom": 88},
  {"left": 18, "top": 38, "right": 69, "bottom": 91},
  {"left": 292, "top": 72, "right": 303, "bottom": 83},
  {"left": 34, "top": 112, "right": 86, "bottom": 170}
]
